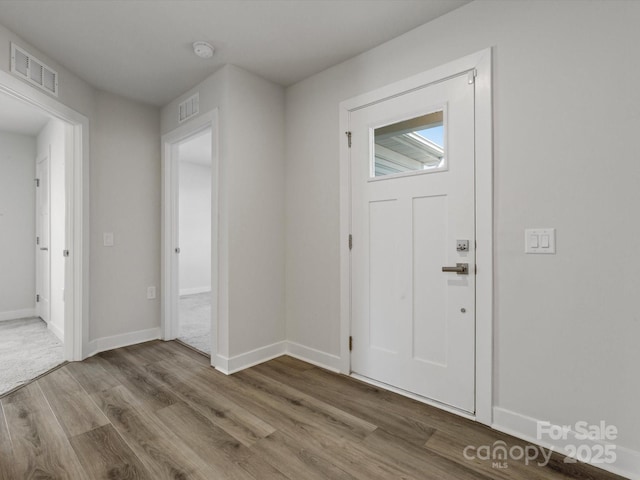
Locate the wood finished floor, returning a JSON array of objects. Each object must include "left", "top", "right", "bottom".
[{"left": 0, "top": 341, "right": 625, "bottom": 480}]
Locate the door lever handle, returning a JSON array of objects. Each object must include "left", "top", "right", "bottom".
[
  {"left": 40, "top": 247, "right": 49, "bottom": 251},
  {"left": 442, "top": 263, "right": 468, "bottom": 275}
]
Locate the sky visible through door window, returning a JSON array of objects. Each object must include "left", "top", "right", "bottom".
[
  {"left": 416, "top": 125, "right": 443, "bottom": 148},
  {"left": 373, "top": 111, "right": 445, "bottom": 177}
]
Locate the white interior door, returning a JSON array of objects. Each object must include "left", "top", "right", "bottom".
[
  {"left": 36, "top": 154, "right": 50, "bottom": 324},
  {"left": 350, "top": 72, "right": 476, "bottom": 413}
]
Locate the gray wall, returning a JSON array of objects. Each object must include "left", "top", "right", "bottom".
[
  {"left": 178, "top": 160, "right": 212, "bottom": 295},
  {"left": 0, "top": 131, "right": 36, "bottom": 316},
  {"left": 90, "top": 91, "right": 160, "bottom": 341},
  {"left": 0, "top": 23, "right": 162, "bottom": 347},
  {"left": 162, "top": 65, "right": 285, "bottom": 364},
  {"left": 0, "top": 23, "right": 95, "bottom": 120},
  {"left": 225, "top": 66, "right": 285, "bottom": 357},
  {"left": 284, "top": 0, "right": 640, "bottom": 455}
]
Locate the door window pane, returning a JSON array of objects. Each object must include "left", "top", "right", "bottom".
[{"left": 373, "top": 110, "right": 445, "bottom": 177}]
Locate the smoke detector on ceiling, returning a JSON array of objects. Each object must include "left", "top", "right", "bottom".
[{"left": 193, "top": 41, "right": 215, "bottom": 59}]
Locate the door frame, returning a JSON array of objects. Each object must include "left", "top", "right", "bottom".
[
  {"left": 0, "top": 69, "right": 89, "bottom": 362},
  {"left": 338, "top": 48, "right": 493, "bottom": 425},
  {"left": 35, "top": 150, "right": 51, "bottom": 325},
  {"left": 161, "top": 109, "right": 219, "bottom": 364}
]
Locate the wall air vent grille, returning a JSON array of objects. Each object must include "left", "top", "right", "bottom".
[
  {"left": 10, "top": 43, "right": 59, "bottom": 97},
  {"left": 178, "top": 93, "right": 199, "bottom": 123}
]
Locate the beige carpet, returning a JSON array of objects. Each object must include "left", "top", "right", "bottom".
[
  {"left": 178, "top": 292, "right": 211, "bottom": 355},
  {"left": 0, "top": 317, "right": 64, "bottom": 396}
]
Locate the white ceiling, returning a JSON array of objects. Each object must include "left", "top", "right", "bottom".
[
  {"left": 0, "top": 0, "right": 470, "bottom": 106},
  {"left": 0, "top": 92, "right": 50, "bottom": 136}
]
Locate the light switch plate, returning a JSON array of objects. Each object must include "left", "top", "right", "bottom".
[
  {"left": 103, "top": 232, "right": 114, "bottom": 247},
  {"left": 525, "top": 228, "right": 556, "bottom": 254}
]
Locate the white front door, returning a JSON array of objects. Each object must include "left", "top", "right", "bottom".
[
  {"left": 350, "top": 72, "right": 476, "bottom": 413},
  {"left": 36, "top": 153, "right": 50, "bottom": 324}
]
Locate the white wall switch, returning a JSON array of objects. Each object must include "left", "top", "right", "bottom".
[
  {"left": 147, "top": 286, "right": 156, "bottom": 299},
  {"left": 525, "top": 228, "right": 556, "bottom": 254},
  {"left": 103, "top": 232, "right": 114, "bottom": 247}
]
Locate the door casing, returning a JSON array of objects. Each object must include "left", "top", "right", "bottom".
[
  {"left": 36, "top": 151, "right": 51, "bottom": 325},
  {"left": 161, "top": 109, "right": 219, "bottom": 366},
  {"left": 0, "top": 69, "right": 88, "bottom": 362},
  {"left": 338, "top": 48, "right": 493, "bottom": 425}
]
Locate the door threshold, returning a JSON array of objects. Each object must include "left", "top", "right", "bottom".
[
  {"left": 0, "top": 361, "right": 68, "bottom": 399},
  {"left": 350, "top": 372, "right": 475, "bottom": 421},
  {"left": 173, "top": 338, "right": 211, "bottom": 359}
]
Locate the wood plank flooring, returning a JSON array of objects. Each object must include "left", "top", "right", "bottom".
[{"left": 0, "top": 341, "right": 627, "bottom": 480}]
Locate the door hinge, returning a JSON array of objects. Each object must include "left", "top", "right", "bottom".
[
  {"left": 345, "top": 131, "right": 352, "bottom": 148},
  {"left": 348, "top": 234, "right": 352, "bottom": 250},
  {"left": 63, "top": 249, "right": 70, "bottom": 257},
  {"left": 36, "top": 294, "right": 40, "bottom": 303},
  {"left": 36, "top": 236, "right": 40, "bottom": 245},
  {"left": 349, "top": 336, "right": 353, "bottom": 351},
  {"left": 35, "top": 178, "right": 40, "bottom": 187},
  {"left": 468, "top": 69, "right": 477, "bottom": 85}
]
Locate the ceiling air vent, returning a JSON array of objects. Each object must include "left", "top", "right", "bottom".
[
  {"left": 178, "top": 93, "right": 199, "bottom": 123},
  {"left": 10, "top": 43, "right": 58, "bottom": 97}
]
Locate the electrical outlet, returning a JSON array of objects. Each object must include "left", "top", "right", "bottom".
[{"left": 147, "top": 286, "right": 156, "bottom": 299}]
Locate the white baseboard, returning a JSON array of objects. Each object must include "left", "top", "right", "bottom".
[
  {"left": 179, "top": 287, "right": 211, "bottom": 296},
  {"left": 85, "top": 327, "right": 161, "bottom": 358},
  {"left": 212, "top": 340, "right": 341, "bottom": 376},
  {"left": 0, "top": 308, "right": 36, "bottom": 322},
  {"left": 285, "top": 341, "right": 341, "bottom": 373},
  {"left": 493, "top": 407, "right": 640, "bottom": 480},
  {"left": 215, "top": 341, "right": 287, "bottom": 375},
  {"left": 48, "top": 321, "right": 64, "bottom": 342},
  {"left": 202, "top": 338, "right": 640, "bottom": 480}
]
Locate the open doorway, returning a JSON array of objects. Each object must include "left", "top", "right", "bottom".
[
  {"left": 162, "top": 110, "right": 218, "bottom": 363},
  {"left": 0, "top": 92, "right": 69, "bottom": 394},
  {"left": 176, "top": 129, "right": 212, "bottom": 354},
  {"left": 0, "top": 65, "right": 89, "bottom": 396}
]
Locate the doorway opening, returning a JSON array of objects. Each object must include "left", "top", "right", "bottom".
[
  {"left": 162, "top": 110, "right": 218, "bottom": 364},
  {"left": 0, "top": 88, "right": 80, "bottom": 395},
  {"left": 177, "top": 129, "right": 212, "bottom": 354}
]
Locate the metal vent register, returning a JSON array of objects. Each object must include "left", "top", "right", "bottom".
[
  {"left": 11, "top": 43, "right": 58, "bottom": 96},
  {"left": 179, "top": 93, "right": 199, "bottom": 123}
]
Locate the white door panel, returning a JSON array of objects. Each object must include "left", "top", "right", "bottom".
[
  {"left": 350, "top": 73, "right": 475, "bottom": 413},
  {"left": 36, "top": 154, "right": 50, "bottom": 323},
  {"left": 413, "top": 194, "right": 448, "bottom": 366}
]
